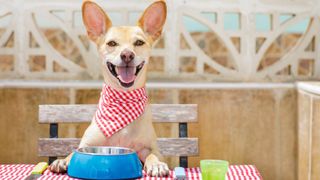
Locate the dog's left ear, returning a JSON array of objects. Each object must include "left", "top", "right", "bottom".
[{"left": 138, "top": 1, "right": 167, "bottom": 41}]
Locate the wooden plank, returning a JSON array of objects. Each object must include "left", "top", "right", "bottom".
[
  {"left": 39, "top": 105, "right": 96, "bottom": 123},
  {"left": 38, "top": 138, "right": 198, "bottom": 157},
  {"left": 157, "top": 138, "right": 198, "bottom": 156},
  {"left": 39, "top": 104, "right": 197, "bottom": 123},
  {"left": 151, "top": 104, "right": 197, "bottom": 123},
  {"left": 298, "top": 92, "right": 312, "bottom": 180}
]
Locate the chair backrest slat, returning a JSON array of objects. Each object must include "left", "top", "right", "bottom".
[
  {"left": 39, "top": 104, "right": 197, "bottom": 123},
  {"left": 38, "top": 138, "right": 199, "bottom": 157}
]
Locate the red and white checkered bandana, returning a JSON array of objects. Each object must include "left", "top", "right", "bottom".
[{"left": 95, "top": 84, "right": 148, "bottom": 137}]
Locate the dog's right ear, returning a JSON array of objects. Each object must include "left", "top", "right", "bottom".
[{"left": 82, "top": 0, "right": 112, "bottom": 42}]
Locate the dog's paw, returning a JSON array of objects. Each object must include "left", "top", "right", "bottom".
[
  {"left": 145, "top": 161, "right": 169, "bottom": 177},
  {"left": 48, "top": 159, "right": 67, "bottom": 173}
]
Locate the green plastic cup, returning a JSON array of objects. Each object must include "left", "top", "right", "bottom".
[{"left": 200, "top": 160, "right": 229, "bottom": 180}]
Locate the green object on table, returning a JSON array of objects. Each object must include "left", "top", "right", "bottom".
[{"left": 200, "top": 160, "right": 229, "bottom": 180}]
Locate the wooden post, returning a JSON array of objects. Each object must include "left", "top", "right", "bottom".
[
  {"left": 49, "top": 123, "right": 58, "bottom": 164},
  {"left": 179, "top": 123, "right": 188, "bottom": 168}
]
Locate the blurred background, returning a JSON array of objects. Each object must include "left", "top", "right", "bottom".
[{"left": 0, "top": 0, "right": 320, "bottom": 179}]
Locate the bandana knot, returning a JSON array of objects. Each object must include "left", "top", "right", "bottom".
[{"left": 95, "top": 84, "right": 148, "bottom": 137}]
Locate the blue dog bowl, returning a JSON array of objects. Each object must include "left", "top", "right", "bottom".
[{"left": 67, "top": 146, "right": 142, "bottom": 179}]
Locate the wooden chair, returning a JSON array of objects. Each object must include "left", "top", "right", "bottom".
[{"left": 38, "top": 104, "right": 198, "bottom": 167}]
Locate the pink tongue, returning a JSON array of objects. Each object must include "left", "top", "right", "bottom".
[{"left": 117, "top": 67, "right": 136, "bottom": 83}]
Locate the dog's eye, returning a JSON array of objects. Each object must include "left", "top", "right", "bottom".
[
  {"left": 134, "top": 40, "right": 145, "bottom": 46},
  {"left": 107, "top": 41, "right": 118, "bottom": 47}
]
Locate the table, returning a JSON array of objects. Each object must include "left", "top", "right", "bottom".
[{"left": 0, "top": 164, "right": 262, "bottom": 180}]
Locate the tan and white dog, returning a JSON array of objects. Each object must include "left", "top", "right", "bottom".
[{"left": 48, "top": 0, "right": 169, "bottom": 177}]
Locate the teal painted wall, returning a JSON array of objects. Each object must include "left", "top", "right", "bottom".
[{"left": 183, "top": 13, "right": 309, "bottom": 33}]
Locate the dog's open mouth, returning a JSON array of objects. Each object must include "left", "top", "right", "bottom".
[{"left": 107, "top": 61, "right": 145, "bottom": 88}]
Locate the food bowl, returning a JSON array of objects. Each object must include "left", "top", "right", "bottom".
[{"left": 67, "top": 146, "right": 142, "bottom": 179}]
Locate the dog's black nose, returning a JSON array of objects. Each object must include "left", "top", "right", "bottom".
[{"left": 120, "top": 49, "right": 135, "bottom": 64}]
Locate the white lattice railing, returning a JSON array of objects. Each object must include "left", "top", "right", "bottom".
[{"left": 0, "top": 0, "right": 319, "bottom": 82}]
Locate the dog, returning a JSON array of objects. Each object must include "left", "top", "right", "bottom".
[{"left": 48, "top": 0, "right": 169, "bottom": 177}]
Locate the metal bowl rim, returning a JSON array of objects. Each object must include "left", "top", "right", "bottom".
[{"left": 74, "top": 146, "right": 137, "bottom": 156}]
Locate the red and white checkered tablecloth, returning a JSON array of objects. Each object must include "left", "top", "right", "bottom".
[{"left": 0, "top": 164, "right": 262, "bottom": 180}]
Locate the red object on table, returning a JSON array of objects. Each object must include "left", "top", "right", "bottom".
[{"left": 0, "top": 164, "right": 262, "bottom": 180}]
